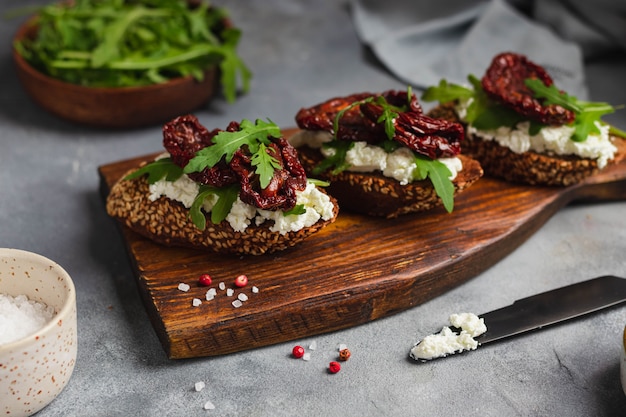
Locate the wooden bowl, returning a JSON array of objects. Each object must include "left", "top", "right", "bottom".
[{"left": 12, "top": 19, "right": 218, "bottom": 129}]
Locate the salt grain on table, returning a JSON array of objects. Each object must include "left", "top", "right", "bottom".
[{"left": 0, "top": 293, "right": 56, "bottom": 344}]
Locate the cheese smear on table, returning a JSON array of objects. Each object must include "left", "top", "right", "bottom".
[
  {"left": 456, "top": 100, "right": 617, "bottom": 168},
  {"left": 289, "top": 130, "right": 462, "bottom": 184},
  {"left": 410, "top": 313, "right": 487, "bottom": 361},
  {"left": 149, "top": 169, "right": 335, "bottom": 235}
]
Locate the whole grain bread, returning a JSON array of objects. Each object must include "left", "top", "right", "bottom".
[
  {"left": 296, "top": 146, "right": 483, "bottom": 218},
  {"left": 106, "top": 170, "right": 339, "bottom": 255},
  {"left": 427, "top": 103, "right": 621, "bottom": 186}
]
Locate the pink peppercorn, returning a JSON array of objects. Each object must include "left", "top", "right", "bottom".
[
  {"left": 328, "top": 361, "right": 341, "bottom": 374},
  {"left": 292, "top": 345, "right": 305, "bottom": 359},
  {"left": 234, "top": 274, "right": 248, "bottom": 288},
  {"left": 198, "top": 274, "right": 212, "bottom": 286}
]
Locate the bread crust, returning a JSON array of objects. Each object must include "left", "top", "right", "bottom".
[
  {"left": 106, "top": 170, "right": 339, "bottom": 255},
  {"left": 296, "top": 146, "right": 483, "bottom": 218},
  {"left": 428, "top": 103, "right": 620, "bottom": 186}
]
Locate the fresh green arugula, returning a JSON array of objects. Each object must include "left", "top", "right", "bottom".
[
  {"left": 184, "top": 119, "right": 282, "bottom": 188},
  {"left": 319, "top": 88, "right": 457, "bottom": 212},
  {"left": 312, "top": 140, "right": 355, "bottom": 176},
  {"left": 124, "top": 157, "right": 183, "bottom": 184},
  {"left": 413, "top": 156, "right": 454, "bottom": 213},
  {"left": 422, "top": 75, "right": 623, "bottom": 141},
  {"left": 14, "top": 0, "right": 251, "bottom": 102},
  {"left": 190, "top": 184, "right": 239, "bottom": 230},
  {"left": 524, "top": 78, "right": 623, "bottom": 141},
  {"left": 250, "top": 142, "right": 282, "bottom": 189}
]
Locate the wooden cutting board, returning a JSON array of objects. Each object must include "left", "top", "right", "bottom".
[{"left": 98, "top": 130, "right": 626, "bottom": 359}]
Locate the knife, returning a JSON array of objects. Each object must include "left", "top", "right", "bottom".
[
  {"left": 411, "top": 275, "right": 626, "bottom": 361},
  {"left": 477, "top": 275, "right": 626, "bottom": 344}
]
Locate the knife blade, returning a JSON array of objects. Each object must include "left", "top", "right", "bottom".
[
  {"left": 410, "top": 276, "right": 626, "bottom": 361},
  {"left": 476, "top": 275, "right": 626, "bottom": 345}
]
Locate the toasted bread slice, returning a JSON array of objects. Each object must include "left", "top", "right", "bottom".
[
  {"left": 106, "top": 170, "right": 339, "bottom": 255},
  {"left": 296, "top": 146, "right": 483, "bottom": 218}
]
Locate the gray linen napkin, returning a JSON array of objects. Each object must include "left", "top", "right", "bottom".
[{"left": 351, "top": 0, "right": 587, "bottom": 99}]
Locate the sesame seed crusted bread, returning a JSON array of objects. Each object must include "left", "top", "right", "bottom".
[
  {"left": 427, "top": 103, "right": 622, "bottom": 187},
  {"left": 106, "top": 170, "right": 339, "bottom": 256},
  {"left": 296, "top": 146, "right": 483, "bottom": 218}
]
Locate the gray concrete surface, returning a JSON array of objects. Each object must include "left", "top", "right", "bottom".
[{"left": 1, "top": 1, "right": 625, "bottom": 416}]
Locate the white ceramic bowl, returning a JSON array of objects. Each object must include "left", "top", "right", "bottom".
[{"left": 0, "top": 248, "right": 77, "bottom": 416}]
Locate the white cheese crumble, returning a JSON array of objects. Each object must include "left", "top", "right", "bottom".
[
  {"left": 289, "top": 130, "right": 462, "bottom": 184},
  {"left": 456, "top": 100, "right": 617, "bottom": 168},
  {"left": 149, "top": 174, "right": 335, "bottom": 235},
  {"left": 410, "top": 312, "right": 487, "bottom": 361}
]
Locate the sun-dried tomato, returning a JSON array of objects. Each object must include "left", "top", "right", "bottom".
[
  {"left": 230, "top": 138, "right": 306, "bottom": 210},
  {"left": 162, "top": 115, "right": 307, "bottom": 211},
  {"left": 481, "top": 52, "right": 575, "bottom": 126},
  {"left": 163, "top": 114, "right": 214, "bottom": 166},
  {"left": 163, "top": 115, "right": 238, "bottom": 187},
  {"left": 361, "top": 103, "right": 463, "bottom": 159},
  {"left": 295, "top": 90, "right": 422, "bottom": 143}
]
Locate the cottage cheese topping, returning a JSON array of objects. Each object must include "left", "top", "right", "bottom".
[
  {"left": 457, "top": 100, "right": 617, "bottom": 168},
  {"left": 410, "top": 312, "right": 487, "bottom": 361},
  {"left": 149, "top": 175, "right": 335, "bottom": 235},
  {"left": 289, "top": 130, "right": 462, "bottom": 183}
]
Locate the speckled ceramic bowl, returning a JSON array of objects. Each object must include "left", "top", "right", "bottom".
[
  {"left": 622, "top": 326, "right": 626, "bottom": 396},
  {"left": 0, "top": 248, "right": 77, "bottom": 417}
]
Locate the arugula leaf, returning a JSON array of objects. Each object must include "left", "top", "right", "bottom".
[
  {"left": 312, "top": 140, "right": 355, "bottom": 175},
  {"left": 333, "top": 98, "right": 372, "bottom": 140},
  {"left": 471, "top": 104, "right": 528, "bottom": 131},
  {"left": 251, "top": 142, "right": 281, "bottom": 189},
  {"left": 421, "top": 78, "right": 474, "bottom": 103},
  {"left": 412, "top": 156, "right": 455, "bottom": 213},
  {"left": 525, "top": 78, "right": 615, "bottom": 142},
  {"left": 283, "top": 204, "right": 306, "bottom": 216},
  {"left": 306, "top": 178, "right": 330, "bottom": 187},
  {"left": 189, "top": 184, "right": 239, "bottom": 230},
  {"left": 124, "top": 157, "right": 183, "bottom": 184},
  {"left": 184, "top": 118, "right": 281, "bottom": 173}
]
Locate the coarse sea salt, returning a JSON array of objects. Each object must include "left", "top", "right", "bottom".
[
  {"left": 178, "top": 283, "right": 190, "bottom": 292},
  {"left": 237, "top": 293, "right": 248, "bottom": 302},
  {"left": 192, "top": 298, "right": 202, "bottom": 307},
  {"left": 203, "top": 400, "right": 216, "bottom": 410},
  {"left": 0, "top": 293, "right": 56, "bottom": 345},
  {"left": 251, "top": 286, "right": 259, "bottom": 294},
  {"left": 194, "top": 381, "right": 205, "bottom": 392}
]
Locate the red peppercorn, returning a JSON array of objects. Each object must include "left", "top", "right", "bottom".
[
  {"left": 328, "top": 361, "right": 341, "bottom": 374},
  {"left": 234, "top": 274, "right": 248, "bottom": 288},
  {"left": 198, "top": 274, "right": 212, "bottom": 287},
  {"left": 339, "top": 348, "right": 351, "bottom": 361},
  {"left": 292, "top": 345, "right": 305, "bottom": 359}
]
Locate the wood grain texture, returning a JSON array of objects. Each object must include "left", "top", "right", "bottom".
[{"left": 98, "top": 129, "right": 626, "bottom": 359}]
